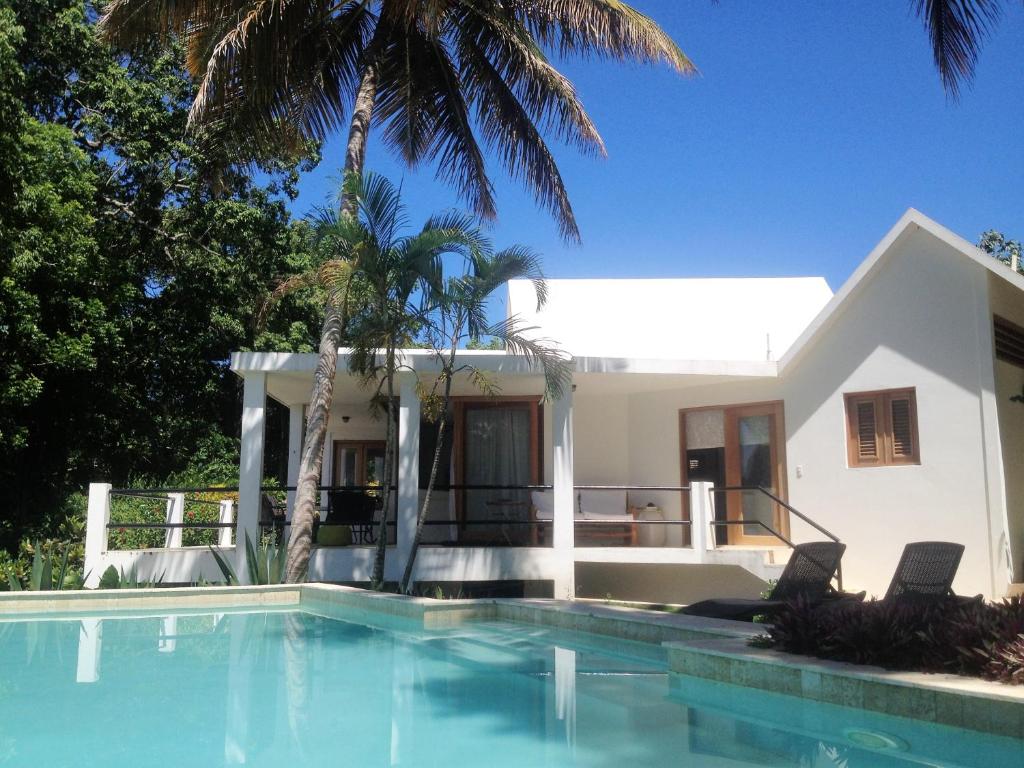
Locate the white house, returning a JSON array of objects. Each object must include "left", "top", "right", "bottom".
[{"left": 84, "top": 209, "right": 1024, "bottom": 603}]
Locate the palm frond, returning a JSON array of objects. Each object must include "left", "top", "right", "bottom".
[
  {"left": 512, "top": 0, "right": 696, "bottom": 74},
  {"left": 912, "top": 0, "right": 1000, "bottom": 98},
  {"left": 486, "top": 315, "right": 572, "bottom": 399}
]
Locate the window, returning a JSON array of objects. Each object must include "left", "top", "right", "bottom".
[
  {"left": 994, "top": 315, "right": 1024, "bottom": 369},
  {"left": 844, "top": 389, "right": 919, "bottom": 467}
]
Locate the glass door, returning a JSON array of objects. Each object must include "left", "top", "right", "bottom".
[{"left": 724, "top": 403, "right": 787, "bottom": 545}]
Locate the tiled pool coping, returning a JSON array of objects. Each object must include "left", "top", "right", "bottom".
[{"left": 0, "top": 584, "right": 1021, "bottom": 739}]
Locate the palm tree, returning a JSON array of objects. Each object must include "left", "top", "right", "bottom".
[
  {"left": 98, "top": 0, "right": 691, "bottom": 583},
  {"left": 271, "top": 172, "right": 506, "bottom": 584},
  {"left": 399, "top": 243, "right": 570, "bottom": 594},
  {"left": 913, "top": 0, "right": 1004, "bottom": 98}
]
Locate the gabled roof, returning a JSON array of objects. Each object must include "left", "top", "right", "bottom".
[
  {"left": 507, "top": 276, "right": 832, "bottom": 362},
  {"left": 778, "top": 208, "right": 1024, "bottom": 374}
]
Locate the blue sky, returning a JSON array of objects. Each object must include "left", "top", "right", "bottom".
[{"left": 288, "top": 1, "right": 1023, "bottom": 300}]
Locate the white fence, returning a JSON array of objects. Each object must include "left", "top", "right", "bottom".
[{"left": 83, "top": 483, "right": 236, "bottom": 587}]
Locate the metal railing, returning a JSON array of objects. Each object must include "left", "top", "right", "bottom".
[{"left": 711, "top": 485, "right": 843, "bottom": 590}]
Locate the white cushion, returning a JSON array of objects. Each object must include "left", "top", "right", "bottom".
[
  {"left": 531, "top": 490, "right": 555, "bottom": 520},
  {"left": 578, "top": 489, "right": 628, "bottom": 518}
]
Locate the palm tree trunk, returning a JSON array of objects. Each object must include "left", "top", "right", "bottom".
[
  {"left": 282, "top": 64, "right": 378, "bottom": 584},
  {"left": 399, "top": 401, "right": 449, "bottom": 595},
  {"left": 283, "top": 300, "right": 345, "bottom": 583},
  {"left": 371, "top": 348, "right": 397, "bottom": 589}
]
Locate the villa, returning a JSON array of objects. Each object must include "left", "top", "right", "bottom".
[{"left": 84, "top": 209, "right": 1024, "bottom": 602}]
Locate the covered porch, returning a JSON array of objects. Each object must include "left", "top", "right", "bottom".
[{"left": 224, "top": 349, "right": 819, "bottom": 600}]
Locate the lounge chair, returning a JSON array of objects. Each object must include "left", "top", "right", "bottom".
[
  {"left": 881, "top": 541, "right": 967, "bottom": 604},
  {"left": 681, "top": 541, "right": 847, "bottom": 622}
]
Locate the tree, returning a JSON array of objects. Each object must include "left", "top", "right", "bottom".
[
  {"left": 97, "top": 0, "right": 692, "bottom": 583},
  {"left": 399, "top": 246, "right": 569, "bottom": 594},
  {"left": 0, "top": 0, "right": 323, "bottom": 550},
  {"left": 274, "top": 172, "right": 523, "bottom": 585},
  {"left": 979, "top": 230, "right": 1022, "bottom": 274}
]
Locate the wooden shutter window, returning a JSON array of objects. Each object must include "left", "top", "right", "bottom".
[
  {"left": 854, "top": 400, "right": 878, "bottom": 461},
  {"left": 889, "top": 395, "right": 915, "bottom": 461},
  {"left": 845, "top": 388, "right": 919, "bottom": 467}
]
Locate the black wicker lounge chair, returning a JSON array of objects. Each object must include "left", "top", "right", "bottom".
[
  {"left": 681, "top": 541, "right": 847, "bottom": 622},
  {"left": 882, "top": 541, "right": 966, "bottom": 603}
]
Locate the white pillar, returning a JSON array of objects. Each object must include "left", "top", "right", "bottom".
[
  {"left": 396, "top": 374, "right": 420, "bottom": 583},
  {"left": 164, "top": 493, "right": 185, "bottom": 549},
  {"left": 218, "top": 500, "right": 234, "bottom": 547},
  {"left": 84, "top": 483, "right": 111, "bottom": 589},
  {"left": 286, "top": 404, "right": 304, "bottom": 520},
  {"left": 237, "top": 372, "right": 267, "bottom": 583},
  {"left": 552, "top": 383, "right": 575, "bottom": 599},
  {"left": 690, "top": 481, "right": 711, "bottom": 560}
]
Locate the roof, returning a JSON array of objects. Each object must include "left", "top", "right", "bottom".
[
  {"left": 779, "top": 208, "right": 1024, "bottom": 373},
  {"left": 507, "top": 276, "right": 833, "bottom": 362}
]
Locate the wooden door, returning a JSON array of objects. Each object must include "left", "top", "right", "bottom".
[{"left": 723, "top": 402, "right": 788, "bottom": 545}]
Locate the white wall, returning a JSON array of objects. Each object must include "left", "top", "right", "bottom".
[
  {"left": 781, "top": 227, "right": 1005, "bottom": 598},
  {"left": 991, "top": 274, "right": 1024, "bottom": 582},
  {"left": 625, "top": 380, "right": 781, "bottom": 547}
]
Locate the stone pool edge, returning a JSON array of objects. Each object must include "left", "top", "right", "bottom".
[{"left": 665, "top": 636, "right": 1024, "bottom": 740}]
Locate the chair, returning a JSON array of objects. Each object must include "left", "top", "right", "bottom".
[
  {"left": 882, "top": 541, "right": 966, "bottom": 603},
  {"left": 259, "top": 493, "right": 287, "bottom": 541},
  {"left": 681, "top": 541, "right": 848, "bottom": 622},
  {"left": 327, "top": 491, "right": 377, "bottom": 545}
]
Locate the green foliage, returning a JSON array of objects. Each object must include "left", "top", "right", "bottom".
[
  {"left": 760, "top": 596, "right": 1024, "bottom": 684},
  {"left": 4, "top": 540, "right": 79, "bottom": 590},
  {"left": 97, "top": 563, "right": 163, "bottom": 589},
  {"left": 0, "top": 0, "right": 324, "bottom": 553},
  {"left": 979, "top": 230, "right": 1022, "bottom": 274},
  {"left": 209, "top": 533, "right": 288, "bottom": 586}
]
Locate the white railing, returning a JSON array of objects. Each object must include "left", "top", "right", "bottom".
[{"left": 83, "top": 483, "right": 236, "bottom": 587}]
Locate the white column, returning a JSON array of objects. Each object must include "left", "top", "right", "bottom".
[
  {"left": 689, "top": 481, "right": 710, "bottom": 560},
  {"left": 237, "top": 372, "right": 267, "bottom": 583},
  {"left": 396, "top": 374, "right": 421, "bottom": 582},
  {"left": 84, "top": 483, "right": 111, "bottom": 589},
  {"left": 286, "top": 404, "right": 304, "bottom": 520},
  {"left": 164, "top": 493, "right": 185, "bottom": 548},
  {"left": 218, "top": 500, "right": 234, "bottom": 547},
  {"left": 552, "top": 383, "right": 575, "bottom": 599}
]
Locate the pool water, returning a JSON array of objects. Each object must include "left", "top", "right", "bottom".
[{"left": 0, "top": 607, "right": 1019, "bottom": 767}]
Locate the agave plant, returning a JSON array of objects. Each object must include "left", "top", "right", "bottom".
[
  {"left": 96, "top": 564, "right": 165, "bottom": 589},
  {"left": 6, "top": 542, "right": 77, "bottom": 591},
  {"left": 208, "top": 533, "right": 289, "bottom": 586}
]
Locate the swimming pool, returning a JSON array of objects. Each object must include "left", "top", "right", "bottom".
[{"left": 0, "top": 606, "right": 1019, "bottom": 767}]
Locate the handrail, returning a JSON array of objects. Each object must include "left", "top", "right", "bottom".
[
  {"left": 712, "top": 485, "right": 843, "bottom": 590},
  {"left": 715, "top": 485, "right": 841, "bottom": 544}
]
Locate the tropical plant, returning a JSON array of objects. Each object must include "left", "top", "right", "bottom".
[
  {"left": 759, "top": 595, "right": 1024, "bottom": 684},
  {"left": 98, "top": 0, "right": 691, "bottom": 585},
  {"left": 209, "top": 532, "right": 289, "bottom": 585},
  {"left": 96, "top": 563, "right": 164, "bottom": 589},
  {"left": 5, "top": 541, "right": 78, "bottom": 591},
  {"left": 399, "top": 246, "right": 570, "bottom": 593}
]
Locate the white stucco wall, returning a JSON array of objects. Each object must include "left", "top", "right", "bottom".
[
  {"left": 780, "top": 227, "right": 1007, "bottom": 598},
  {"left": 990, "top": 274, "right": 1024, "bottom": 581}
]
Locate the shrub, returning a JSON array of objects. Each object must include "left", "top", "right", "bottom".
[{"left": 759, "top": 596, "right": 1024, "bottom": 684}]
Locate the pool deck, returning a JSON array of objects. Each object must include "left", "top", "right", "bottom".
[{"left": 1, "top": 583, "right": 1021, "bottom": 739}]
